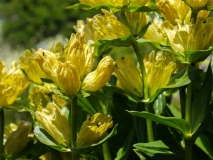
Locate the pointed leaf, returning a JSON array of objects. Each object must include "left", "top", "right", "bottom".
[
  {"left": 72, "top": 124, "right": 118, "bottom": 154},
  {"left": 129, "top": 111, "right": 191, "bottom": 137},
  {"left": 124, "top": 4, "right": 157, "bottom": 12},
  {"left": 133, "top": 149, "right": 146, "bottom": 160},
  {"left": 34, "top": 126, "right": 70, "bottom": 152}
]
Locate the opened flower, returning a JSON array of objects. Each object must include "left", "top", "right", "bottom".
[
  {"left": 145, "top": 51, "right": 176, "bottom": 96},
  {"left": 0, "top": 61, "right": 30, "bottom": 107},
  {"left": 163, "top": 17, "right": 213, "bottom": 58},
  {"left": 76, "top": 113, "right": 113, "bottom": 147},
  {"left": 35, "top": 102, "right": 71, "bottom": 147},
  {"left": 113, "top": 54, "right": 143, "bottom": 98}
]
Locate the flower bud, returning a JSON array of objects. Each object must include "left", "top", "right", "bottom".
[
  {"left": 35, "top": 102, "right": 71, "bottom": 147},
  {"left": 4, "top": 122, "right": 33, "bottom": 157},
  {"left": 82, "top": 56, "right": 115, "bottom": 91},
  {"left": 114, "top": 54, "right": 143, "bottom": 98},
  {"left": 187, "top": 0, "right": 208, "bottom": 10},
  {"left": 76, "top": 113, "right": 113, "bottom": 147}
]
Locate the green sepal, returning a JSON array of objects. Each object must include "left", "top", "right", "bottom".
[
  {"left": 71, "top": 124, "right": 118, "bottom": 154},
  {"left": 133, "top": 149, "right": 146, "bottom": 160},
  {"left": 34, "top": 126, "right": 71, "bottom": 152},
  {"left": 174, "top": 48, "right": 213, "bottom": 64},
  {"left": 136, "top": 21, "right": 151, "bottom": 39},
  {"left": 137, "top": 38, "right": 162, "bottom": 50},
  {"left": 147, "top": 65, "right": 202, "bottom": 103},
  {"left": 66, "top": 3, "right": 120, "bottom": 13},
  {"left": 123, "top": 4, "right": 158, "bottom": 12},
  {"left": 40, "top": 78, "right": 54, "bottom": 84},
  {"left": 129, "top": 111, "right": 191, "bottom": 138},
  {"left": 49, "top": 87, "right": 70, "bottom": 101},
  {"left": 134, "top": 140, "right": 184, "bottom": 159},
  {"left": 92, "top": 35, "right": 132, "bottom": 56}
]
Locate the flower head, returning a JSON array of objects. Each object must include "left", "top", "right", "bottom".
[
  {"left": 113, "top": 54, "right": 143, "bottom": 98},
  {"left": 145, "top": 51, "right": 176, "bottom": 96},
  {"left": 35, "top": 102, "right": 71, "bottom": 147},
  {"left": 76, "top": 113, "right": 113, "bottom": 147},
  {"left": 79, "top": 0, "right": 129, "bottom": 7},
  {"left": 186, "top": 0, "right": 208, "bottom": 10},
  {"left": 82, "top": 56, "right": 115, "bottom": 91}
]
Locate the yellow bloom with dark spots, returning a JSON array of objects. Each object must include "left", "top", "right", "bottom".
[
  {"left": 0, "top": 61, "right": 30, "bottom": 107},
  {"left": 35, "top": 102, "right": 71, "bottom": 147},
  {"left": 81, "top": 56, "right": 115, "bottom": 91},
  {"left": 163, "top": 17, "right": 213, "bottom": 56},
  {"left": 76, "top": 113, "right": 113, "bottom": 147},
  {"left": 145, "top": 51, "right": 176, "bottom": 96},
  {"left": 93, "top": 10, "right": 131, "bottom": 41},
  {"left": 113, "top": 54, "right": 143, "bottom": 98}
]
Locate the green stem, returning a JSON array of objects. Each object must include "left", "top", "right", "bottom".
[
  {"left": 185, "top": 82, "right": 193, "bottom": 128},
  {"left": 145, "top": 104, "right": 154, "bottom": 142},
  {"left": 179, "top": 86, "right": 186, "bottom": 119},
  {"left": 185, "top": 138, "right": 193, "bottom": 160},
  {"left": 0, "top": 110, "right": 4, "bottom": 160},
  {"left": 103, "top": 141, "right": 112, "bottom": 160},
  {"left": 70, "top": 96, "right": 79, "bottom": 160}
]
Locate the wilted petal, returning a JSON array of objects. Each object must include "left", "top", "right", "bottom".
[
  {"left": 35, "top": 102, "right": 71, "bottom": 147},
  {"left": 76, "top": 113, "right": 113, "bottom": 147},
  {"left": 82, "top": 56, "right": 115, "bottom": 91},
  {"left": 114, "top": 54, "right": 143, "bottom": 98}
]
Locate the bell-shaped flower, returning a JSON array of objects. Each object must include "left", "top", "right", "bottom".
[
  {"left": 113, "top": 54, "right": 143, "bottom": 98},
  {"left": 157, "top": 0, "right": 191, "bottom": 25},
  {"left": 19, "top": 49, "right": 46, "bottom": 84},
  {"left": 81, "top": 56, "right": 115, "bottom": 91},
  {"left": 163, "top": 17, "right": 213, "bottom": 57},
  {"left": 67, "top": 32, "right": 94, "bottom": 80},
  {"left": 35, "top": 102, "right": 72, "bottom": 147},
  {"left": 79, "top": 0, "right": 129, "bottom": 7},
  {"left": 143, "top": 17, "right": 167, "bottom": 46},
  {"left": 125, "top": 12, "right": 148, "bottom": 36},
  {"left": 4, "top": 122, "right": 33, "bottom": 157},
  {"left": 76, "top": 113, "right": 113, "bottom": 147},
  {"left": 186, "top": 0, "right": 209, "bottom": 10},
  {"left": 93, "top": 9, "right": 131, "bottom": 41},
  {"left": 0, "top": 61, "right": 30, "bottom": 107},
  {"left": 145, "top": 51, "right": 176, "bottom": 96}
]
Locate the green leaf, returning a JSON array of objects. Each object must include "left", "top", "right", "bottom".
[
  {"left": 191, "top": 64, "right": 213, "bottom": 137},
  {"left": 129, "top": 111, "right": 191, "bottom": 137},
  {"left": 137, "top": 21, "right": 152, "bottom": 39},
  {"left": 134, "top": 140, "right": 184, "bottom": 160},
  {"left": 92, "top": 35, "right": 132, "bottom": 56},
  {"left": 133, "top": 149, "right": 147, "bottom": 160},
  {"left": 115, "top": 126, "right": 135, "bottom": 160},
  {"left": 72, "top": 124, "right": 118, "bottom": 154},
  {"left": 153, "top": 94, "right": 166, "bottom": 115},
  {"left": 137, "top": 38, "right": 161, "bottom": 49},
  {"left": 195, "top": 135, "right": 213, "bottom": 159},
  {"left": 167, "top": 104, "right": 181, "bottom": 119},
  {"left": 124, "top": 4, "right": 157, "bottom": 12},
  {"left": 66, "top": 3, "right": 120, "bottom": 13},
  {"left": 34, "top": 126, "right": 70, "bottom": 152}
]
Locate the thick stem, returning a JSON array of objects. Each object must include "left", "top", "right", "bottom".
[
  {"left": 145, "top": 104, "right": 154, "bottom": 142},
  {"left": 0, "top": 110, "right": 4, "bottom": 160},
  {"left": 185, "top": 83, "right": 193, "bottom": 128},
  {"left": 70, "top": 96, "right": 79, "bottom": 160},
  {"left": 102, "top": 141, "right": 112, "bottom": 160},
  {"left": 179, "top": 86, "right": 186, "bottom": 119},
  {"left": 185, "top": 138, "right": 193, "bottom": 160}
]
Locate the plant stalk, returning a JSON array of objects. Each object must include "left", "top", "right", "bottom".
[
  {"left": 0, "top": 109, "right": 4, "bottom": 160},
  {"left": 185, "top": 82, "right": 193, "bottom": 128},
  {"left": 145, "top": 104, "right": 154, "bottom": 142},
  {"left": 103, "top": 141, "right": 112, "bottom": 160},
  {"left": 185, "top": 138, "right": 193, "bottom": 160},
  {"left": 179, "top": 86, "right": 186, "bottom": 119},
  {"left": 70, "top": 96, "right": 79, "bottom": 160}
]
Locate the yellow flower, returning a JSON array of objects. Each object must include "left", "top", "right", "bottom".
[
  {"left": 0, "top": 61, "right": 30, "bottom": 107},
  {"left": 4, "top": 122, "right": 33, "bottom": 157},
  {"left": 76, "top": 113, "right": 113, "bottom": 147},
  {"left": 93, "top": 9, "right": 131, "bottom": 41},
  {"left": 19, "top": 49, "right": 46, "bottom": 84},
  {"left": 163, "top": 17, "right": 213, "bottom": 56},
  {"left": 197, "top": 10, "right": 210, "bottom": 19},
  {"left": 125, "top": 12, "right": 148, "bottom": 36},
  {"left": 113, "top": 54, "right": 143, "bottom": 98},
  {"left": 50, "top": 42, "right": 68, "bottom": 62},
  {"left": 79, "top": 0, "right": 129, "bottom": 7},
  {"left": 81, "top": 56, "right": 115, "bottom": 91},
  {"left": 35, "top": 102, "right": 71, "bottom": 147},
  {"left": 157, "top": 0, "right": 191, "bottom": 25},
  {"left": 145, "top": 51, "right": 176, "bottom": 96},
  {"left": 186, "top": 0, "right": 209, "bottom": 10},
  {"left": 143, "top": 17, "right": 167, "bottom": 46},
  {"left": 67, "top": 32, "right": 94, "bottom": 80},
  {"left": 130, "top": 0, "right": 149, "bottom": 6}
]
